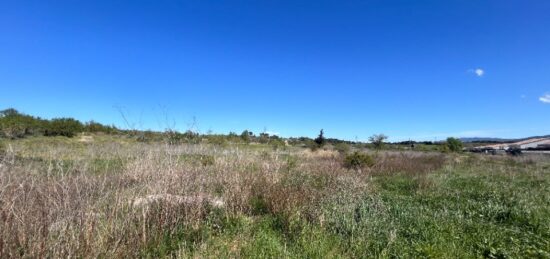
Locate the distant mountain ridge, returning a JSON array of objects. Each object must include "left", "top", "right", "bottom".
[{"left": 460, "top": 135, "right": 550, "bottom": 143}]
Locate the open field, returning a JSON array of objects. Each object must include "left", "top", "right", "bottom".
[{"left": 1, "top": 135, "right": 549, "bottom": 258}]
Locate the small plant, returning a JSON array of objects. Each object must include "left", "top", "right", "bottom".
[
  {"left": 249, "top": 195, "right": 269, "bottom": 215},
  {"left": 200, "top": 155, "right": 215, "bottom": 166},
  {"left": 343, "top": 151, "right": 375, "bottom": 171},
  {"left": 334, "top": 142, "right": 351, "bottom": 154},
  {"left": 306, "top": 140, "right": 319, "bottom": 151}
]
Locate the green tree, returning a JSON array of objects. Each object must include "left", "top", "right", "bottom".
[
  {"left": 240, "top": 130, "right": 253, "bottom": 143},
  {"left": 445, "top": 137, "right": 463, "bottom": 152},
  {"left": 369, "top": 134, "right": 388, "bottom": 150}
]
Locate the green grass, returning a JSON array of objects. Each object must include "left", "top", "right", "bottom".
[
  {"left": 162, "top": 165, "right": 550, "bottom": 258},
  {"left": 2, "top": 135, "right": 549, "bottom": 258}
]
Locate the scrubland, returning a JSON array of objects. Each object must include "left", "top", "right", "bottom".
[{"left": 1, "top": 135, "right": 549, "bottom": 258}]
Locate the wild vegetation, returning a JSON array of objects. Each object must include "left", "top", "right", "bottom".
[
  {"left": 1, "top": 134, "right": 549, "bottom": 258},
  {"left": 1, "top": 109, "right": 549, "bottom": 258}
]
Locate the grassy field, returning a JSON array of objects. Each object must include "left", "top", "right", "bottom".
[{"left": 1, "top": 135, "right": 549, "bottom": 258}]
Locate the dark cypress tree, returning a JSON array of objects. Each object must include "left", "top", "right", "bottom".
[{"left": 314, "top": 129, "right": 326, "bottom": 147}]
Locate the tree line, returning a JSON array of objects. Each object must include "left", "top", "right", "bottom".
[
  {"left": 0, "top": 108, "right": 463, "bottom": 152},
  {"left": 0, "top": 108, "right": 118, "bottom": 138}
]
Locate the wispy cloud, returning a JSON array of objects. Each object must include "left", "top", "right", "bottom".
[
  {"left": 540, "top": 94, "right": 550, "bottom": 103},
  {"left": 468, "top": 68, "right": 484, "bottom": 77}
]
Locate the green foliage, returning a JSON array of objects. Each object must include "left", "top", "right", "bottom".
[
  {"left": 0, "top": 108, "right": 118, "bottom": 139},
  {"left": 343, "top": 151, "right": 375, "bottom": 170},
  {"left": 250, "top": 196, "right": 270, "bottom": 215},
  {"left": 270, "top": 139, "right": 286, "bottom": 150},
  {"left": 240, "top": 130, "right": 253, "bottom": 143},
  {"left": 0, "top": 108, "right": 46, "bottom": 138},
  {"left": 445, "top": 137, "right": 463, "bottom": 152},
  {"left": 84, "top": 120, "right": 118, "bottom": 134},
  {"left": 305, "top": 140, "right": 319, "bottom": 151},
  {"left": 207, "top": 135, "right": 228, "bottom": 146},
  {"left": 44, "top": 118, "right": 84, "bottom": 137},
  {"left": 334, "top": 142, "right": 351, "bottom": 154}
]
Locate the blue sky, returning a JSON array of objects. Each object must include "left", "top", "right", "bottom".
[{"left": 1, "top": 0, "right": 549, "bottom": 141}]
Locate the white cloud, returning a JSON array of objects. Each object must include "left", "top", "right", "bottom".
[
  {"left": 468, "top": 68, "right": 484, "bottom": 77},
  {"left": 540, "top": 94, "right": 550, "bottom": 103},
  {"left": 474, "top": 68, "right": 484, "bottom": 77}
]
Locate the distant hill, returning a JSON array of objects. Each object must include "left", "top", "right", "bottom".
[
  {"left": 460, "top": 135, "right": 550, "bottom": 143},
  {"left": 459, "top": 137, "right": 515, "bottom": 143}
]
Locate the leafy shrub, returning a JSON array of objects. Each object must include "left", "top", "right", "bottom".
[
  {"left": 445, "top": 137, "right": 463, "bottom": 152},
  {"left": 271, "top": 139, "right": 286, "bottom": 150},
  {"left": 84, "top": 121, "right": 118, "bottom": 134},
  {"left": 0, "top": 109, "right": 46, "bottom": 138},
  {"left": 0, "top": 109, "right": 122, "bottom": 139},
  {"left": 240, "top": 130, "right": 253, "bottom": 143},
  {"left": 306, "top": 140, "right": 319, "bottom": 151},
  {"left": 343, "top": 152, "right": 375, "bottom": 171},
  {"left": 334, "top": 143, "right": 351, "bottom": 154},
  {"left": 44, "top": 118, "right": 83, "bottom": 137},
  {"left": 206, "top": 135, "right": 228, "bottom": 146}
]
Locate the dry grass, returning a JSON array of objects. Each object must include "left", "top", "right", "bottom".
[{"left": 1, "top": 137, "right": 548, "bottom": 258}]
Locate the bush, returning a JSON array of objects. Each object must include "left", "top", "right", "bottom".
[
  {"left": 84, "top": 121, "right": 118, "bottom": 134},
  {"left": 271, "top": 139, "right": 286, "bottom": 150},
  {"left": 368, "top": 134, "right": 388, "bottom": 150},
  {"left": 306, "top": 140, "right": 319, "bottom": 151},
  {"left": 343, "top": 152, "right": 375, "bottom": 171},
  {"left": 241, "top": 130, "right": 253, "bottom": 143},
  {"left": 207, "top": 135, "right": 228, "bottom": 146},
  {"left": 445, "top": 137, "right": 463, "bottom": 152},
  {"left": 183, "top": 130, "right": 200, "bottom": 144},
  {"left": 44, "top": 118, "right": 83, "bottom": 137},
  {"left": 0, "top": 109, "right": 46, "bottom": 138},
  {"left": 164, "top": 130, "right": 185, "bottom": 145},
  {"left": 334, "top": 143, "right": 351, "bottom": 154}
]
